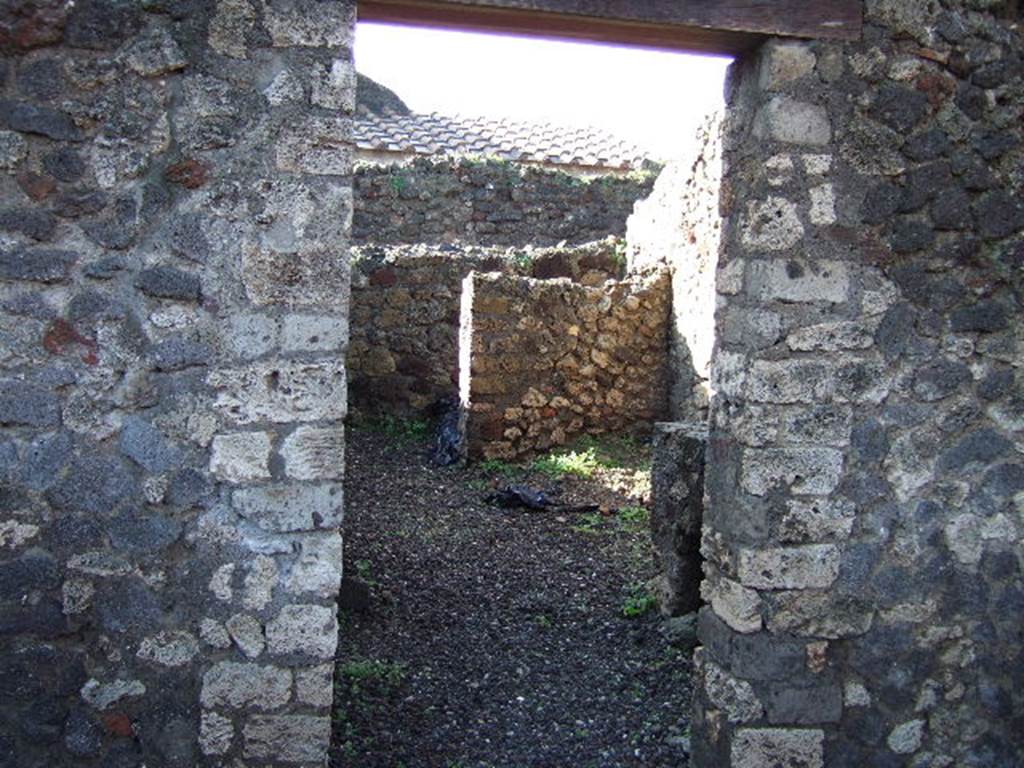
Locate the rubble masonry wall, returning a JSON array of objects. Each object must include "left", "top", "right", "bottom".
[
  {"left": 353, "top": 156, "right": 655, "bottom": 247},
  {"left": 0, "top": 2, "right": 354, "bottom": 765},
  {"left": 694, "top": 5, "right": 1023, "bottom": 766},
  {"left": 462, "top": 270, "right": 671, "bottom": 460}
]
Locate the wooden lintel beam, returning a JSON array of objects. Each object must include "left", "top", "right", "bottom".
[{"left": 357, "top": 0, "right": 862, "bottom": 56}]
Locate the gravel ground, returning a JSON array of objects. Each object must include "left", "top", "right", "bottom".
[{"left": 330, "top": 428, "right": 694, "bottom": 768}]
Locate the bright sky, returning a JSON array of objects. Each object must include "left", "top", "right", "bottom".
[{"left": 355, "top": 23, "right": 732, "bottom": 161}]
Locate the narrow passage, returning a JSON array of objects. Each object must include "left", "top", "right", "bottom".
[{"left": 330, "top": 427, "right": 694, "bottom": 768}]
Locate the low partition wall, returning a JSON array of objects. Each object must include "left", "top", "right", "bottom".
[
  {"left": 461, "top": 270, "right": 671, "bottom": 460},
  {"left": 347, "top": 241, "right": 624, "bottom": 414}
]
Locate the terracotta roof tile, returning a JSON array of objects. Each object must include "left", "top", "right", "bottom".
[{"left": 354, "top": 110, "right": 649, "bottom": 170}]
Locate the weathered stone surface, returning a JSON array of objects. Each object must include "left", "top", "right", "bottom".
[
  {"left": 731, "top": 727, "right": 824, "bottom": 768},
  {"left": 787, "top": 322, "right": 873, "bottom": 352},
  {"left": 136, "top": 631, "right": 199, "bottom": 667},
  {"left": 950, "top": 300, "right": 1008, "bottom": 333},
  {"left": 738, "top": 545, "right": 841, "bottom": 590},
  {"left": 80, "top": 678, "right": 146, "bottom": 710},
  {"left": 275, "top": 116, "right": 352, "bottom": 176},
  {"left": 263, "top": 0, "right": 353, "bottom": 47},
  {"left": 209, "top": 360, "right": 347, "bottom": 425},
  {"left": 63, "top": 709, "right": 102, "bottom": 758},
  {"left": 224, "top": 313, "right": 279, "bottom": 360},
  {"left": 0, "top": 130, "right": 28, "bottom": 170},
  {"left": 225, "top": 614, "right": 265, "bottom": 659},
  {"left": 703, "top": 656, "right": 764, "bottom": 723},
  {"left": 741, "top": 448, "right": 843, "bottom": 496},
  {"left": 265, "top": 604, "right": 338, "bottom": 658},
  {"left": 281, "top": 426, "right": 345, "bottom": 481},
  {"left": 210, "top": 431, "right": 272, "bottom": 483},
  {"left": 887, "top": 719, "right": 925, "bottom": 754},
  {"left": 286, "top": 532, "right": 343, "bottom": 598},
  {"left": 778, "top": 498, "right": 855, "bottom": 543},
  {"left": 200, "top": 661, "right": 291, "bottom": 710},
  {"left": 123, "top": 26, "right": 186, "bottom": 76},
  {"left": 746, "top": 260, "right": 849, "bottom": 304},
  {"left": 702, "top": 577, "right": 762, "bottom": 634},
  {"left": 741, "top": 197, "right": 804, "bottom": 250},
  {"left": 754, "top": 97, "right": 831, "bottom": 145},
  {"left": 0, "top": 551, "right": 60, "bottom": 600},
  {"left": 294, "top": 663, "right": 334, "bottom": 708},
  {"left": 233, "top": 483, "right": 343, "bottom": 532},
  {"left": 759, "top": 43, "right": 816, "bottom": 90},
  {"left": 199, "top": 710, "right": 233, "bottom": 756},
  {"left": 281, "top": 314, "right": 348, "bottom": 352},
  {"left": 242, "top": 556, "right": 277, "bottom": 611},
  {"left": 242, "top": 714, "right": 331, "bottom": 763}
]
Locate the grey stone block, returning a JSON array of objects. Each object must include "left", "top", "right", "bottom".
[
  {"left": 0, "top": 551, "right": 61, "bottom": 600},
  {"left": 119, "top": 416, "right": 182, "bottom": 473},
  {"left": 764, "top": 682, "right": 843, "bottom": 724},
  {"left": 108, "top": 511, "right": 182, "bottom": 553},
  {"left": 63, "top": 709, "right": 102, "bottom": 758},
  {"left": 650, "top": 421, "right": 706, "bottom": 615},
  {"left": 135, "top": 266, "right": 201, "bottom": 302},
  {"left": 46, "top": 454, "right": 136, "bottom": 515},
  {"left": 950, "top": 300, "right": 1009, "bottom": 333},
  {"left": 0, "top": 100, "right": 83, "bottom": 141},
  {"left": 869, "top": 84, "right": 929, "bottom": 133},
  {"left": 0, "top": 380, "right": 61, "bottom": 428},
  {"left": 42, "top": 147, "right": 86, "bottom": 182},
  {"left": 233, "top": 484, "right": 343, "bottom": 532},
  {"left": 149, "top": 337, "right": 211, "bottom": 371},
  {"left": 0, "top": 208, "right": 57, "bottom": 241},
  {"left": 0, "top": 249, "right": 77, "bottom": 284},
  {"left": 938, "top": 428, "right": 1013, "bottom": 472}
]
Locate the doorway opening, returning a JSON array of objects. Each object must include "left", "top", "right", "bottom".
[{"left": 335, "top": 17, "right": 730, "bottom": 767}]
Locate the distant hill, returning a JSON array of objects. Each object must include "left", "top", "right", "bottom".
[{"left": 357, "top": 74, "right": 410, "bottom": 116}]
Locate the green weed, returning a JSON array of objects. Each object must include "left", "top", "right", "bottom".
[
  {"left": 388, "top": 174, "right": 408, "bottom": 195},
  {"left": 532, "top": 447, "right": 600, "bottom": 479},
  {"left": 617, "top": 506, "right": 649, "bottom": 529},
  {"left": 512, "top": 250, "right": 534, "bottom": 272},
  {"left": 572, "top": 511, "right": 606, "bottom": 535},
  {"left": 622, "top": 584, "right": 658, "bottom": 618},
  {"left": 339, "top": 659, "right": 406, "bottom": 695},
  {"left": 478, "top": 458, "right": 518, "bottom": 478},
  {"left": 365, "top": 414, "right": 430, "bottom": 444},
  {"left": 353, "top": 558, "right": 377, "bottom": 587}
]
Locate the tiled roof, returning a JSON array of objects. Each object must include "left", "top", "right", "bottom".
[{"left": 354, "top": 110, "right": 650, "bottom": 171}]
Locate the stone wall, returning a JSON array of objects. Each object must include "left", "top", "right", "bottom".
[
  {"left": 694, "top": 5, "right": 1024, "bottom": 767},
  {"left": 353, "top": 156, "right": 656, "bottom": 247},
  {"left": 461, "top": 270, "right": 671, "bottom": 459},
  {"left": 0, "top": 2, "right": 354, "bottom": 766},
  {"left": 627, "top": 113, "right": 723, "bottom": 423},
  {"left": 650, "top": 421, "right": 707, "bottom": 616},
  {"left": 348, "top": 239, "right": 624, "bottom": 415}
]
